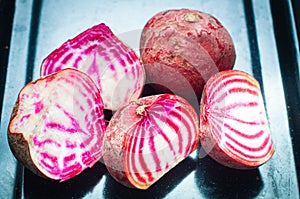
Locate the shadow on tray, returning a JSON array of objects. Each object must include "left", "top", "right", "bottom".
[
  {"left": 23, "top": 161, "right": 107, "bottom": 199},
  {"left": 22, "top": 146, "right": 263, "bottom": 199},
  {"left": 101, "top": 150, "right": 263, "bottom": 199},
  {"left": 103, "top": 157, "right": 196, "bottom": 199},
  {"left": 195, "top": 154, "right": 263, "bottom": 199},
  {"left": 23, "top": 157, "right": 197, "bottom": 199}
]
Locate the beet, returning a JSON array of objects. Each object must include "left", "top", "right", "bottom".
[
  {"left": 41, "top": 23, "right": 145, "bottom": 111},
  {"left": 8, "top": 69, "right": 106, "bottom": 181},
  {"left": 140, "top": 9, "right": 236, "bottom": 101},
  {"left": 199, "top": 70, "right": 274, "bottom": 169},
  {"left": 102, "top": 94, "right": 200, "bottom": 189}
]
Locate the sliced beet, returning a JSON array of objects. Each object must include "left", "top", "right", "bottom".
[
  {"left": 41, "top": 23, "right": 145, "bottom": 111},
  {"left": 102, "top": 94, "right": 200, "bottom": 189},
  {"left": 8, "top": 68, "right": 106, "bottom": 181},
  {"left": 199, "top": 70, "right": 274, "bottom": 169}
]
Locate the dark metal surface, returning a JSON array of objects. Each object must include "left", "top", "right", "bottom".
[
  {"left": 271, "top": 0, "right": 300, "bottom": 181},
  {"left": 0, "top": 0, "right": 14, "bottom": 121},
  {"left": 1, "top": 0, "right": 299, "bottom": 198}
]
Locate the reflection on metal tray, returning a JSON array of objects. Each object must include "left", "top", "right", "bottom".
[{"left": 0, "top": 0, "right": 299, "bottom": 198}]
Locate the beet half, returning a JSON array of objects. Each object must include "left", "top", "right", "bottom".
[
  {"left": 199, "top": 70, "right": 274, "bottom": 169},
  {"left": 41, "top": 23, "right": 145, "bottom": 111},
  {"left": 8, "top": 69, "right": 106, "bottom": 181},
  {"left": 102, "top": 94, "right": 200, "bottom": 189}
]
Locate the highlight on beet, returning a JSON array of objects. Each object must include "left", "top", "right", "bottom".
[
  {"left": 199, "top": 70, "right": 274, "bottom": 169},
  {"left": 41, "top": 23, "right": 145, "bottom": 111},
  {"left": 102, "top": 94, "right": 200, "bottom": 189},
  {"left": 8, "top": 68, "right": 106, "bottom": 181}
]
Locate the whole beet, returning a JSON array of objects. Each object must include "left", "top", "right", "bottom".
[{"left": 140, "top": 9, "right": 236, "bottom": 101}]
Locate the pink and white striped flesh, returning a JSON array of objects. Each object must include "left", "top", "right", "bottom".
[
  {"left": 41, "top": 23, "right": 145, "bottom": 111},
  {"left": 199, "top": 70, "right": 274, "bottom": 169},
  {"left": 102, "top": 94, "right": 199, "bottom": 189},
  {"left": 8, "top": 69, "right": 106, "bottom": 181}
]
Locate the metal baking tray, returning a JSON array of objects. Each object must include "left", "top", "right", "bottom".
[{"left": 1, "top": 0, "right": 299, "bottom": 198}]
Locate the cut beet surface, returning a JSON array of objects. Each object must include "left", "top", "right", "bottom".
[
  {"left": 41, "top": 23, "right": 145, "bottom": 111},
  {"left": 8, "top": 68, "right": 106, "bottom": 182},
  {"left": 199, "top": 70, "right": 274, "bottom": 169},
  {"left": 102, "top": 94, "right": 200, "bottom": 189}
]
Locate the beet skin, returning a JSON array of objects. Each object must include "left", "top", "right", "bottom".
[{"left": 140, "top": 9, "right": 236, "bottom": 101}]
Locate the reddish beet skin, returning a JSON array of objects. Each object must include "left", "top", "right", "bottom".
[{"left": 140, "top": 9, "right": 236, "bottom": 101}]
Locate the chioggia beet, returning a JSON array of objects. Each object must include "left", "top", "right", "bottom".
[
  {"left": 102, "top": 94, "right": 200, "bottom": 189},
  {"left": 41, "top": 23, "right": 145, "bottom": 111},
  {"left": 140, "top": 9, "right": 236, "bottom": 101},
  {"left": 8, "top": 69, "right": 106, "bottom": 181},
  {"left": 199, "top": 70, "right": 274, "bottom": 169}
]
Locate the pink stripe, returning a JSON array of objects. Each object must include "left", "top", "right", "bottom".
[
  {"left": 129, "top": 124, "right": 147, "bottom": 184},
  {"left": 210, "top": 109, "right": 266, "bottom": 126},
  {"left": 225, "top": 132, "right": 271, "bottom": 152},
  {"left": 221, "top": 78, "right": 257, "bottom": 90},
  {"left": 208, "top": 74, "right": 258, "bottom": 105},
  {"left": 228, "top": 87, "right": 259, "bottom": 96},
  {"left": 225, "top": 115, "right": 266, "bottom": 126},
  {"left": 61, "top": 53, "right": 73, "bottom": 65},
  {"left": 148, "top": 135, "right": 162, "bottom": 173},
  {"left": 20, "top": 114, "right": 31, "bottom": 122},
  {"left": 224, "top": 123, "right": 264, "bottom": 139},
  {"left": 65, "top": 140, "right": 77, "bottom": 149},
  {"left": 83, "top": 44, "right": 98, "bottom": 55},
  {"left": 221, "top": 101, "right": 258, "bottom": 111},
  {"left": 170, "top": 107, "right": 194, "bottom": 156},
  {"left": 45, "top": 122, "right": 78, "bottom": 133},
  {"left": 33, "top": 136, "right": 61, "bottom": 147},
  {"left": 63, "top": 153, "right": 76, "bottom": 165},
  {"left": 212, "top": 87, "right": 259, "bottom": 106},
  {"left": 137, "top": 126, "right": 154, "bottom": 182},
  {"left": 119, "top": 58, "right": 126, "bottom": 67},
  {"left": 73, "top": 56, "right": 82, "bottom": 69},
  {"left": 40, "top": 152, "right": 60, "bottom": 174},
  {"left": 81, "top": 151, "right": 95, "bottom": 165},
  {"left": 149, "top": 113, "right": 176, "bottom": 156},
  {"left": 125, "top": 51, "right": 134, "bottom": 65},
  {"left": 206, "top": 71, "right": 234, "bottom": 96},
  {"left": 225, "top": 140, "right": 273, "bottom": 159},
  {"left": 61, "top": 162, "right": 82, "bottom": 180},
  {"left": 34, "top": 101, "right": 44, "bottom": 114},
  {"left": 209, "top": 117, "right": 223, "bottom": 142},
  {"left": 165, "top": 117, "right": 183, "bottom": 154}
]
